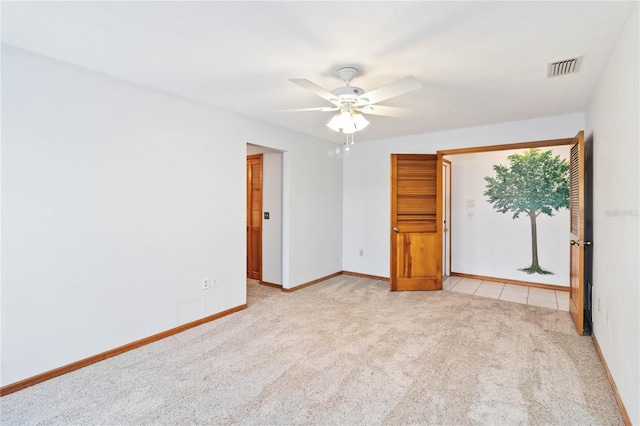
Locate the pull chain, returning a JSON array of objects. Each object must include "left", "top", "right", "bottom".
[{"left": 344, "top": 133, "right": 354, "bottom": 151}]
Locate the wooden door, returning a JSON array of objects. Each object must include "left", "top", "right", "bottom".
[
  {"left": 247, "top": 154, "right": 262, "bottom": 280},
  {"left": 390, "top": 154, "right": 442, "bottom": 291},
  {"left": 569, "top": 131, "right": 592, "bottom": 335}
]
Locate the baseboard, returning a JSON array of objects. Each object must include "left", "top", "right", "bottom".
[
  {"left": 592, "top": 335, "right": 631, "bottom": 425},
  {"left": 342, "top": 271, "right": 390, "bottom": 281},
  {"left": 260, "top": 281, "right": 282, "bottom": 289},
  {"left": 0, "top": 304, "right": 247, "bottom": 397},
  {"left": 450, "top": 272, "right": 569, "bottom": 292},
  {"left": 282, "top": 272, "right": 342, "bottom": 292}
]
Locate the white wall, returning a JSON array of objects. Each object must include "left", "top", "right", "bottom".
[
  {"left": 262, "top": 153, "right": 283, "bottom": 284},
  {"left": 1, "top": 46, "right": 342, "bottom": 386},
  {"left": 586, "top": 5, "right": 639, "bottom": 423},
  {"left": 448, "top": 147, "right": 571, "bottom": 286},
  {"left": 243, "top": 145, "right": 343, "bottom": 289},
  {"left": 343, "top": 113, "right": 584, "bottom": 277},
  {"left": 246, "top": 145, "right": 283, "bottom": 285}
]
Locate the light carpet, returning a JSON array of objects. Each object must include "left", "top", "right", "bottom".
[{"left": 0, "top": 275, "right": 623, "bottom": 425}]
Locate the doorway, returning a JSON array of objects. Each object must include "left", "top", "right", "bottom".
[
  {"left": 246, "top": 144, "right": 287, "bottom": 288},
  {"left": 438, "top": 132, "right": 589, "bottom": 334}
]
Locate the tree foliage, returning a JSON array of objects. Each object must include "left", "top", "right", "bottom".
[
  {"left": 484, "top": 148, "right": 569, "bottom": 274},
  {"left": 484, "top": 149, "right": 569, "bottom": 219}
]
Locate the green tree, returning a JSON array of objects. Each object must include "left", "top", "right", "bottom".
[{"left": 484, "top": 148, "right": 569, "bottom": 274}]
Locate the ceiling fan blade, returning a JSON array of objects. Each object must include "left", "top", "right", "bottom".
[
  {"left": 358, "top": 76, "right": 423, "bottom": 105},
  {"left": 289, "top": 79, "right": 342, "bottom": 106},
  {"left": 276, "top": 106, "right": 339, "bottom": 112},
  {"left": 355, "top": 105, "right": 416, "bottom": 117}
]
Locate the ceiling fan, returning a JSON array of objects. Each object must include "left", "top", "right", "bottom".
[{"left": 283, "top": 66, "right": 423, "bottom": 134}]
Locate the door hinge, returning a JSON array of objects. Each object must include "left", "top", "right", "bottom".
[{"left": 570, "top": 239, "right": 592, "bottom": 247}]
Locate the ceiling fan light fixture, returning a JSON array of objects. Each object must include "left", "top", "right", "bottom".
[
  {"left": 343, "top": 125, "right": 357, "bottom": 134},
  {"left": 327, "top": 110, "right": 351, "bottom": 133},
  {"left": 327, "top": 110, "right": 369, "bottom": 134},
  {"left": 326, "top": 114, "right": 343, "bottom": 132},
  {"left": 352, "top": 113, "right": 369, "bottom": 130}
]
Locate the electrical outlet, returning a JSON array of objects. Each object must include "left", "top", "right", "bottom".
[{"left": 202, "top": 278, "right": 210, "bottom": 290}]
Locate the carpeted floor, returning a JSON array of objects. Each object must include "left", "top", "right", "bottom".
[{"left": 0, "top": 275, "right": 623, "bottom": 425}]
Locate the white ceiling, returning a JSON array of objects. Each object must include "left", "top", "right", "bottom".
[{"left": 1, "top": 1, "right": 636, "bottom": 143}]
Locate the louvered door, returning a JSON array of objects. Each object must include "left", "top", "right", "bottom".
[
  {"left": 390, "top": 154, "right": 442, "bottom": 291},
  {"left": 247, "top": 154, "right": 262, "bottom": 280},
  {"left": 569, "top": 131, "right": 589, "bottom": 335}
]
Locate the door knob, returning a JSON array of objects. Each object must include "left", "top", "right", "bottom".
[{"left": 393, "top": 227, "right": 399, "bottom": 233}]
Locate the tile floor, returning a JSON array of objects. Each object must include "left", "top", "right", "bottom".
[{"left": 443, "top": 276, "right": 570, "bottom": 311}]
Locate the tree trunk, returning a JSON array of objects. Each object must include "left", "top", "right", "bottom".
[
  {"left": 520, "top": 210, "right": 551, "bottom": 274},
  {"left": 529, "top": 210, "right": 539, "bottom": 269}
]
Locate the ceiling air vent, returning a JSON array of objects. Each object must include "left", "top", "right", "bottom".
[{"left": 547, "top": 56, "right": 583, "bottom": 78}]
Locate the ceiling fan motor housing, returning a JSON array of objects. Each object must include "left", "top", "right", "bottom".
[
  {"left": 331, "top": 66, "right": 364, "bottom": 102},
  {"left": 331, "top": 85, "right": 364, "bottom": 101}
]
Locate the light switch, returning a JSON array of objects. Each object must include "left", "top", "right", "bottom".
[{"left": 264, "top": 212, "right": 270, "bottom": 220}]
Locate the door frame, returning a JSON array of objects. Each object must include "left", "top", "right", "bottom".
[
  {"left": 246, "top": 144, "right": 290, "bottom": 289},
  {"left": 442, "top": 159, "right": 452, "bottom": 277}
]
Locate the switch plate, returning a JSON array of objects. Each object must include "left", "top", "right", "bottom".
[
  {"left": 264, "top": 212, "right": 270, "bottom": 220},
  {"left": 212, "top": 276, "right": 219, "bottom": 287}
]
